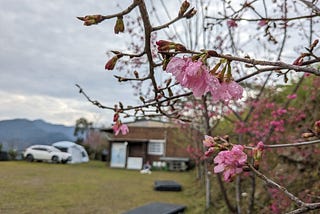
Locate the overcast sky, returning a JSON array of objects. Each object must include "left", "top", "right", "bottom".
[{"left": 0, "top": 0, "right": 142, "bottom": 126}]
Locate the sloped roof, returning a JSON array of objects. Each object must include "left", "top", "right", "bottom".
[{"left": 125, "top": 119, "right": 173, "bottom": 128}]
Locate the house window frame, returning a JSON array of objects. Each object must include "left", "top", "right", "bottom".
[{"left": 148, "top": 140, "right": 165, "bottom": 155}]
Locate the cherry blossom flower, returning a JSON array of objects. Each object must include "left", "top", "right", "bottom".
[
  {"left": 113, "top": 123, "right": 129, "bottom": 136},
  {"left": 217, "top": 81, "right": 243, "bottom": 103},
  {"left": 207, "top": 75, "right": 221, "bottom": 102},
  {"left": 165, "top": 57, "right": 243, "bottom": 101},
  {"left": 166, "top": 57, "right": 211, "bottom": 97},
  {"left": 214, "top": 145, "right": 247, "bottom": 182},
  {"left": 166, "top": 57, "right": 188, "bottom": 84},
  {"left": 226, "top": 81, "right": 243, "bottom": 100},
  {"left": 183, "top": 60, "right": 211, "bottom": 97}
]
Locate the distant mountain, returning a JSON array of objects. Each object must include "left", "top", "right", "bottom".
[{"left": 0, "top": 119, "right": 76, "bottom": 151}]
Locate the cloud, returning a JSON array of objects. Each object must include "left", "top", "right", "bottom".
[{"left": 0, "top": 0, "right": 138, "bottom": 126}]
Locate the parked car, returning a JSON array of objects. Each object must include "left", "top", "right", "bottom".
[{"left": 23, "top": 145, "right": 72, "bottom": 164}]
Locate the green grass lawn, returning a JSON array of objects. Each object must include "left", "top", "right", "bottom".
[{"left": 0, "top": 161, "right": 205, "bottom": 214}]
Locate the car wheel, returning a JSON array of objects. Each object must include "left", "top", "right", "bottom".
[
  {"left": 52, "top": 156, "right": 59, "bottom": 163},
  {"left": 26, "top": 154, "right": 34, "bottom": 162},
  {"left": 61, "top": 160, "right": 67, "bottom": 164}
]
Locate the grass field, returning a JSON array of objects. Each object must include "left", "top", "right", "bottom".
[{"left": 0, "top": 161, "right": 206, "bottom": 214}]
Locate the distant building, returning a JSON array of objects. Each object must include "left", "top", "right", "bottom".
[{"left": 101, "top": 119, "right": 201, "bottom": 171}]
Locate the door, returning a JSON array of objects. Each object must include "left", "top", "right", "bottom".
[{"left": 110, "top": 143, "right": 127, "bottom": 168}]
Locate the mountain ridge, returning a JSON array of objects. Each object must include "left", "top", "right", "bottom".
[{"left": 0, "top": 118, "right": 76, "bottom": 151}]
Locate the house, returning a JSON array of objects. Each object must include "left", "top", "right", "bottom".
[{"left": 101, "top": 119, "right": 201, "bottom": 171}]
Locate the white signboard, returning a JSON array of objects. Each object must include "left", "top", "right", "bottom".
[
  {"left": 127, "top": 157, "right": 143, "bottom": 170},
  {"left": 110, "top": 143, "right": 127, "bottom": 168}
]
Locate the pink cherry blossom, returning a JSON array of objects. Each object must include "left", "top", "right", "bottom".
[
  {"left": 166, "top": 57, "right": 243, "bottom": 101},
  {"left": 213, "top": 145, "right": 247, "bottom": 182},
  {"left": 113, "top": 123, "right": 129, "bottom": 135},
  {"left": 166, "top": 57, "right": 211, "bottom": 97},
  {"left": 227, "top": 81, "right": 243, "bottom": 100},
  {"left": 166, "top": 57, "right": 188, "bottom": 83},
  {"left": 217, "top": 82, "right": 232, "bottom": 102},
  {"left": 207, "top": 75, "right": 221, "bottom": 102},
  {"left": 217, "top": 81, "right": 243, "bottom": 103},
  {"left": 183, "top": 60, "right": 210, "bottom": 97}
]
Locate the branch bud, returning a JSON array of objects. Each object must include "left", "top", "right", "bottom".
[
  {"left": 113, "top": 113, "right": 119, "bottom": 122},
  {"left": 105, "top": 55, "right": 123, "bottom": 70},
  {"left": 310, "top": 39, "right": 319, "bottom": 51},
  {"left": 133, "top": 70, "right": 139, "bottom": 78},
  {"left": 114, "top": 16, "right": 125, "bottom": 34},
  {"left": 175, "top": 43, "right": 187, "bottom": 51},
  {"left": 77, "top": 15, "right": 103, "bottom": 26},
  {"left": 178, "top": 1, "right": 190, "bottom": 17},
  {"left": 185, "top": 8, "right": 197, "bottom": 19},
  {"left": 156, "top": 40, "right": 172, "bottom": 47}
]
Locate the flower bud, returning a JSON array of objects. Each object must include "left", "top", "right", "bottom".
[
  {"left": 207, "top": 50, "right": 218, "bottom": 57},
  {"left": 293, "top": 56, "right": 304, "bottom": 66},
  {"left": 175, "top": 43, "right": 187, "bottom": 51},
  {"left": 156, "top": 40, "right": 172, "bottom": 47},
  {"left": 133, "top": 70, "right": 139, "bottom": 78},
  {"left": 204, "top": 147, "right": 215, "bottom": 157},
  {"left": 185, "top": 8, "right": 197, "bottom": 19},
  {"left": 105, "top": 55, "right": 122, "bottom": 70},
  {"left": 114, "top": 16, "right": 125, "bottom": 34},
  {"left": 77, "top": 15, "right": 103, "bottom": 26},
  {"left": 311, "top": 39, "right": 319, "bottom": 49},
  {"left": 113, "top": 113, "right": 119, "bottom": 122},
  {"left": 252, "top": 141, "right": 264, "bottom": 167},
  {"left": 165, "top": 78, "right": 172, "bottom": 87},
  {"left": 178, "top": 1, "right": 190, "bottom": 17}
]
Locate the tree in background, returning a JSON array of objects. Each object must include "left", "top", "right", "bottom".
[
  {"left": 74, "top": 117, "right": 108, "bottom": 160},
  {"left": 74, "top": 117, "right": 93, "bottom": 143},
  {"left": 76, "top": 0, "right": 320, "bottom": 213}
]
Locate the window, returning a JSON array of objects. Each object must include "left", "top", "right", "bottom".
[{"left": 148, "top": 140, "right": 165, "bottom": 155}]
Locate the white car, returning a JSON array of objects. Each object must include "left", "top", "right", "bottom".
[{"left": 23, "top": 145, "right": 72, "bottom": 164}]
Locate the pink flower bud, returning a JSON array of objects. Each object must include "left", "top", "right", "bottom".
[
  {"left": 293, "top": 56, "right": 304, "bottom": 66},
  {"left": 113, "top": 113, "right": 119, "bottom": 122},
  {"left": 105, "top": 55, "right": 119, "bottom": 70},
  {"left": 156, "top": 40, "right": 172, "bottom": 47}
]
